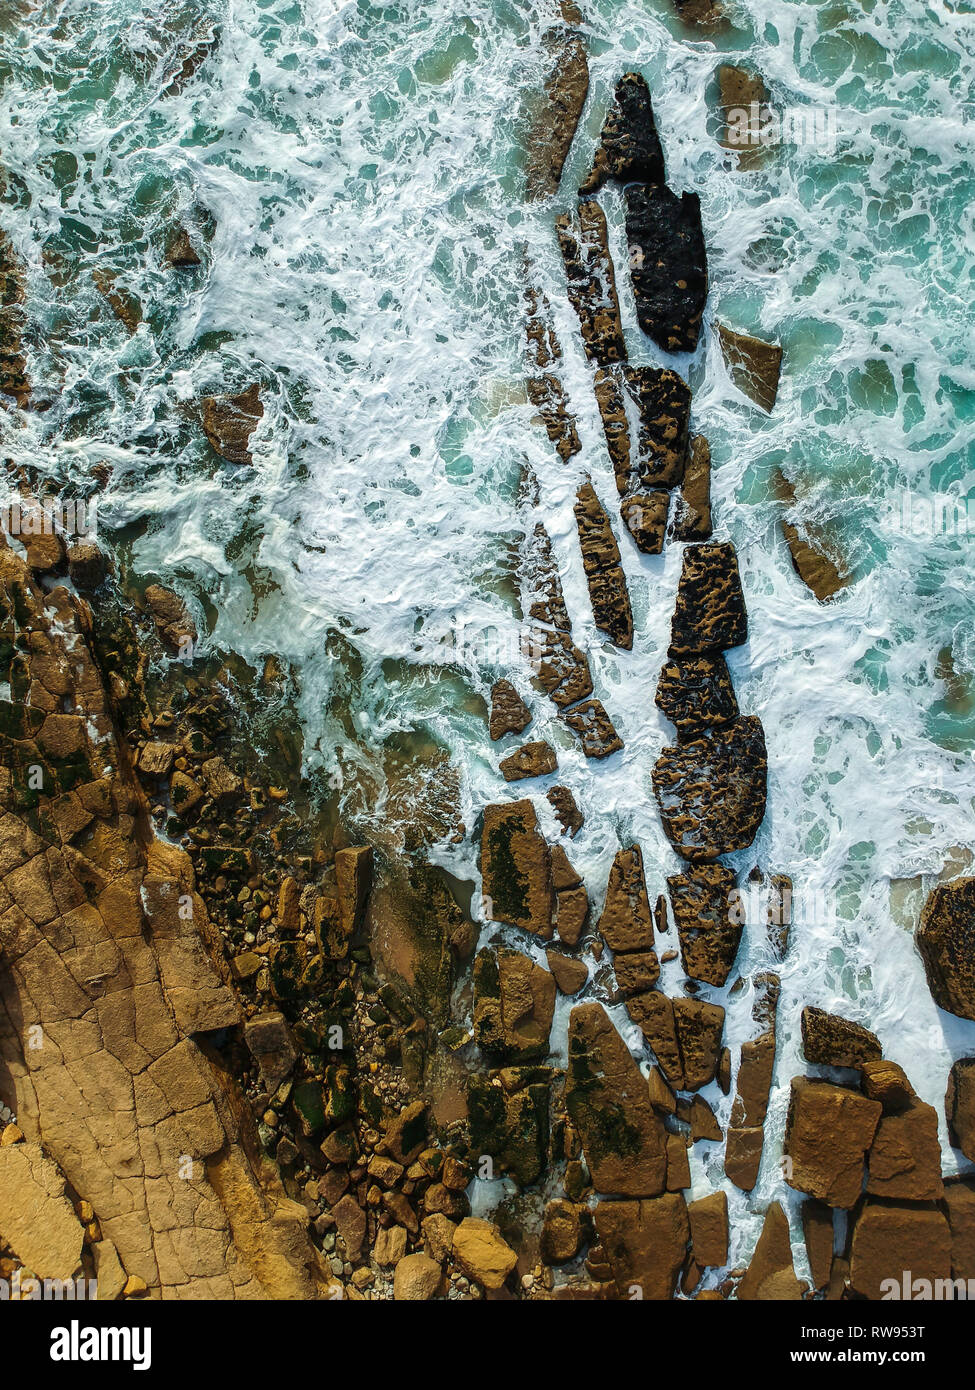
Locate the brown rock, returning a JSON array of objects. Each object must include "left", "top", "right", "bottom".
[
  {"left": 547, "top": 784, "right": 583, "bottom": 837},
  {"left": 653, "top": 717, "right": 767, "bottom": 862},
  {"left": 556, "top": 200, "right": 626, "bottom": 367},
  {"left": 717, "top": 323, "right": 782, "bottom": 414},
  {"left": 138, "top": 740, "right": 175, "bottom": 778},
  {"left": 669, "top": 541, "right": 747, "bottom": 656},
  {"left": 541, "top": 1199, "right": 583, "bottom": 1264},
  {"left": 554, "top": 882, "right": 590, "bottom": 947},
  {"left": 594, "top": 1195, "right": 689, "bottom": 1300},
  {"left": 737, "top": 1202, "right": 802, "bottom": 1300},
  {"left": 0, "top": 1142, "right": 84, "bottom": 1280},
  {"left": 667, "top": 863, "right": 740, "bottom": 985},
  {"left": 946, "top": 1057, "right": 975, "bottom": 1159},
  {"left": 524, "top": 29, "right": 589, "bottom": 201},
  {"left": 801, "top": 1200, "right": 835, "bottom": 1291},
  {"left": 144, "top": 583, "right": 197, "bottom": 654},
  {"left": 566, "top": 1002, "right": 667, "bottom": 1196},
  {"left": 867, "top": 1099, "right": 943, "bottom": 1201},
  {"left": 480, "top": 799, "right": 552, "bottom": 936},
  {"left": 688, "top": 1095, "right": 722, "bottom": 1141},
  {"left": 393, "top": 1252, "right": 442, "bottom": 1300},
  {"left": 613, "top": 950, "right": 660, "bottom": 998},
  {"left": 627, "top": 992, "right": 683, "bottom": 1088},
  {"left": 724, "top": 1126, "right": 764, "bottom": 1192},
  {"left": 672, "top": 434, "right": 712, "bottom": 541},
  {"left": 574, "top": 480, "right": 633, "bottom": 649},
  {"left": 784, "top": 1077, "right": 882, "bottom": 1208},
  {"left": 452, "top": 1218, "right": 518, "bottom": 1290},
  {"left": 673, "top": 996, "right": 725, "bottom": 1091},
  {"left": 860, "top": 1059, "right": 915, "bottom": 1111},
  {"left": 200, "top": 382, "right": 263, "bottom": 464},
  {"left": 782, "top": 520, "right": 848, "bottom": 602},
  {"left": 665, "top": 1133, "right": 691, "bottom": 1190},
  {"left": 917, "top": 877, "right": 975, "bottom": 1020},
  {"left": 688, "top": 1191, "right": 728, "bottom": 1267},
  {"left": 801, "top": 1006, "right": 882, "bottom": 1068},
  {"left": 489, "top": 679, "right": 532, "bottom": 740},
  {"left": 473, "top": 947, "right": 556, "bottom": 1062},
  {"left": 562, "top": 698, "right": 623, "bottom": 758},
  {"left": 656, "top": 653, "right": 738, "bottom": 739},
  {"left": 944, "top": 1179, "right": 975, "bottom": 1279},
  {"left": 500, "top": 740, "right": 558, "bottom": 782},
  {"left": 335, "top": 845, "right": 372, "bottom": 938},
  {"left": 647, "top": 1066, "right": 676, "bottom": 1115},
  {"left": 243, "top": 1011, "right": 296, "bottom": 1089},
  {"left": 546, "top": 949, "right": 588, "bottom": 995},
  {"left": 598, "top": 845, "right": 654, "bottom": 953},
  {"left": 849, "top": 1201, "right": 950, "bottom": 1300},
  {"left": 67, "top": 541, "right": 109, "bottom": 591}
]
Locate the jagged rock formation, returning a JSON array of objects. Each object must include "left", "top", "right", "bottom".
[
  {"left": 917, "top": 876, "right": 975, "bottom": 1019},
  {"left": 556, "top": 201, "right": 626, "bottom": 366},
  {"left": 489, "top": 679, "right": 532, "bottom": 741},
  {"left": 0, "top": 227, "right": 29, "bottom": 407},
  {"left": 0, "top": 540, "right": 329, "bottom": 1297},
  {"left": 801, "top": 1007, "right": 882, "bottom": 1068},
  {"left": 717, "top": 323, "right": 781, "bottom": 413},
  {"left": 524, "top": 10, "right": 589, "bottom": 201},
  {"left": 579, "top": 72, "right": 665, "bottom": 194},
  {"left": 625, "top": 185, "right": 708, "bottom": 353}
]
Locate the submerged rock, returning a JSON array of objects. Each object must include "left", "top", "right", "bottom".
[
  {"left": 200, "top": 382, "right": 263, "bottom": 465},
  {"left": 579, "top": 72, "right": 666, "bottom": 194},
  {"left": 625, "top": 184, "right": 708, "bottom": 353},
  {"left": 547, "top": 783, "right": 584, "bottom": 837},
  {"left": 556, "top": 200, "right": 627, "bottom": 367},
  {"left": 671, "top": 434, "right": 712, "bottom": 541},
  {"left": 653, "top": 716, "right": 767, "bottom": 861},
  {"left": 562, "top": 698, "right": 624, "bottom": 758},
  {"left": 524, "top": 29, "right": 589, "bottom": 201},
  {"left": 500, "top": 739, "right": 558, "bottom": 782},
  {"left": 717, "top": 323, "right": 781, "bottom": 413}
]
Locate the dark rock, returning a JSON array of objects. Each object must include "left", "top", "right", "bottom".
[
  {"left": 166, "top": 225, "right": 201, "bottom": 267},
  {"left": 574, "top": 481, "right": 633, "bottom": 650},
  {"left": 917, "top": 877, "right": 975, "bottom": 1020},
  {"left": 67, "top": 542, "right": 109, "bottom": 592},
  {"left": 619, "top": 492, "right": 670, "bottom": 554},
  {"left": 782, "top": 520, "right": 849, "bottom": 601},
  {"left": 467, "top": 1072, "right": 550, "bottom": 1186},
  {"left": 655, "top": 653, "right": 738, "bottom": 738},
  {"left": 669, "top": 541, "right": 747, "bottom": 656},
  {"left": 579, "top": 72, "right": 665, "bottom": 194},
  {"left": 860, "top": 1059, "right": 915, "bottom": 1111},
  {"left": 667, "top": 863, "right": 740, "bottom": 985},
  {"left": 489, "top": 679, "right": 532, "bottom": 740},
  {"left": 653, "top": 717, "right": 767, "bottom": 861},
  {"left": 800, "top": 1006, "right": 882, "bottom": 1068},
  {"left": 946, "top": 1057, "right": 975, "bottom": 1160},
  {"left": 625, "top": 184, "right": 707, "bottom": 353},
  {"left": 566, "top": 1002, "right": 667, "bottom": 1196},
  {"left": 541, "top": 1198, "right": 585, "bottom": 1263},
  {"left": 944, "top": 1179, "right": 975, "bottom": 1279},
  {"left": 525, "top": 288, "right": 581, "bottom": 462},
  {"left": 556, "top": 200, "right": 626, "bottom": 367}
]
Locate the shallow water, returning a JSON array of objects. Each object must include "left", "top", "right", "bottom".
[{"left": 2, "top": 0, "right": 974, "bottom": 1280}]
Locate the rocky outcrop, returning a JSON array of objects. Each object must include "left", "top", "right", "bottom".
[
  {"left": 467, "top": 1070, "right": 550, "bottom": 1185},
  {"left": 580, "top": 72, "right": 665, "bottom": 194},
  {"left": 737, "top": 1202, "right": 802, "bottom": 1300},
  {"left": 556, "top": 201, "right": 626, "bottom": 367},
  {"left": 525, "top": 288, "right": 581, "bottom": 462},
  {"left": 0, "top": 540, "right": 329, "bottom": 1298},
  {"left": 573, "top": 481, "right": 633, "bottom": 649},
  {"left": 672, "top": 435, "right": 712, "bottom": 542},
  {"left": 668, "top": 541, "right": 747, "bottom": 655},
  {"left": 625, "top": 184, "right": 707, "bottom": 352},
  {"left": 480, "top": 799, "right": 552, "bottom": 936},
  {"left": 0, "top": 226, "right": 29, "bottom": 407},
  {"left": 0, "top": 1139, "right": 85, "bottom": 1280},
  {"left": 917, "top": 877, "right": 975, "bottom": 1020},
  {"left": 717, "top": 323, "right": 781, "bottom": 414},
  {"left": 500, "top": 740, "right": 558, "bottom": 782},
  {"left": 783, "top": 1077, "right": 881, "bottom": 1208},
  {"left": 667, "top": 863, "right": 739, "bottom": 985},
  {"left": 524, "top": 23, "right": 589, "bottom": 201},
  {"left": 849, "top": 1202, "right": 951, "bottom": 1300},
  {"left": 653, "top": 717, "right": 767, "bottom": 861},
  {"left": 867, "top": 1098, "right": 943, "bottom": 1202},
  {"left": 688, "top": 1190, "right": 727, "bottom": 1268},
  {"left": 946, "top": 1057, "right": 975, "bottom": 1160},
  {"left": 801, "top": 1007, "right": 882, "bottom": 1068},
  {"left": 200, "top": 382, "right": 263, "bottom": 465},
  {"left": 563, "top": 699, "right": 623, "bottom": 758},
  {"left": 547, "top": 784, "right": 583, "bottom": 837},
  {"left": 725, "top": 972, "right": 779, "bottom": 1191},
  {"left": 489, "top": 679, "right": 532, "bottom": 741},
  {"left": 472, "top": 947, "right": 556, "bottom": 1062},
  {"left": 656, "top": 654, "right": 738, "bottom": 737},
  {"left": 566, "top": 1003, "right": 667, "bottom": 1195},
  {"left": 593, "top": 1194, "right": 688, "bottom": 1299},
  {"left": 626, "top": 994, "right": 724, "bottom": 1092}
]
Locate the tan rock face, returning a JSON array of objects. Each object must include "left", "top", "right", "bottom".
[
  {"left": 867, "top": 1099, "right": 944, "bottom": 1201},
  {"left": 524, "top": 26, "right": 589, "bottom": 201},
  {"left": 480, "top": 799, "right": 552, "bottom": 937},
  {"left": 566, "top": 1002, "right": 667, "bottom": 1196},
  {"left": 200, "top": 382, "right": 263, "bottom": 464},
  {"left": 784, "top": 1077, "right": 882, "bottom": 1208},
  {"left": 598, "top": 845, "right": 654, "bottom": 953},
  {"left": 452, "top": 1218, "right": 517, "bottom": 1290},
  {"left": 801, "top": 1200, "right": 835, "bottom": 1291},
  {"left": 574, "top": 481, "right": 633, "bottom": 650},
  {"left": 0, "top": 1141, "right": 84, "bottom": 1280},
  {"left": 393, "top": 1252, "right": 442, "bottom": 1301},
  {"left": 849, "top": 1202, "right": 951, "bottom": 1300},
  {"left": 737, "top": 1202, "right": 802, "bottom": 1300},
  {"left": 688, "top": 1190, "right": 728, "bottom": 1267},
  {"left": 594, "top": 1194, "right": 689, "bottom": 1299},
  {"left": 917, "top": 877, "right": 975, "bottom": 1020},
  {"left": 0, "top": 546, "right": 328, "bottom": 1299}
]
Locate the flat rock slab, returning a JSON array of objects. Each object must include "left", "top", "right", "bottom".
[
  {"left": 556, "top": 200, "right": 626, "bottom": 367},
  {"left": 917, "top": 876, "right": 975, "bottom": 1020},
  {"left": 653, "top": 716, "right": 767, "bottom": 861},
  {"left": 0, "top": 1142, "right": 84, "bottom": 1281},
  {"left": 669, "top": 541, "right": 747, "bottom": 656},
  {"left": 594, "top": 1194, "right": 689, "bottom": 1299},
  {"left": 480, "top": 799, "right": 552, "bottom": 936},
  {"left": 784, "top": 1077, "right": 882, "bottom": 1208}
]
